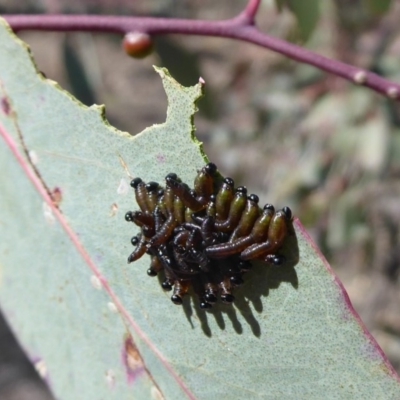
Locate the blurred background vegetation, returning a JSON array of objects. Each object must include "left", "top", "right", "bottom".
[{"left": 1, "top": 0, "right": 400, "bottom": 389}]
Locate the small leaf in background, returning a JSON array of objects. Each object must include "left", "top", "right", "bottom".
[
  {"left": 279, "top": 0, "right": 320, "bottom": 42},
  {"left": 365, "top": 0, "right": 392, "bottom": 16},
  {"left": 275, "top": 0, "right": 286, "bottom": 12},
  {"left": 63, "top": 35, "right": 96, "bottom": 106}
]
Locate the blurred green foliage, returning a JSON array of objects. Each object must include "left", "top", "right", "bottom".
[
  {"left": 366, "top": 0, "right": 392, "bottom": 15},
  {"left": 276, "top": 0, "right": 320, "bottom": 41},
  {"left": 275, "top": 0, "right": 393, "bottom": 41}
]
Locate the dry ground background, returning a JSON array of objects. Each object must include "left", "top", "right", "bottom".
[{"left": 1, "top": 0, "right": 400, "bottom": 398}]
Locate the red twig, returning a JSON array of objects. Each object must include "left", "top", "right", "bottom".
[
  {"left": 2, "top": 1, "right": 400, "bottom": 100},
  {"left": 238, "top": 0, "right": 261, "bottom": 24}
]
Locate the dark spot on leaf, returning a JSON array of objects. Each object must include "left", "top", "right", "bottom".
[
  {"left": 122, "top": 333, "right": 145, "bottom": 384},
  {"left": 1, "top": 97, "right": 10, "bottom": 115},
  {"left": 51, "top": 187, "right": 63, "bottom": 206},
  {"left": 157, "top": 153, "right": 166, "bottom": 163}
]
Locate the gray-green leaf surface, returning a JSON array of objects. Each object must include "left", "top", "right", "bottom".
[{"left": 0, "top": 18, "right": 399, "bottom": 400}]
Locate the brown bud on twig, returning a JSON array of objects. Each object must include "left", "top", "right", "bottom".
[{"left": 122, "top": 32, "right": 154, "bottom": 59}]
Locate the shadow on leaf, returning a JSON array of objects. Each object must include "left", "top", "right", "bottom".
[{"left": 183, "top": 222, "right": 299, "bottom": 337}]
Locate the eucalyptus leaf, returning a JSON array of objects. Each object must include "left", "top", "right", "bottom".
[
  {"left": 365, "top": 0, "right": 392, "bottom": 16},
  {"left": 286, "top": 0, "right": 320, "bottom": 42},
  {"left": 0, "top": 18, "right": 400, "bottom": 400},
  {"left": 275, "top": 0, "right": 285, "bottom": 12}
]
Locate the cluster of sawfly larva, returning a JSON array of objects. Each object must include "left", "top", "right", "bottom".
[{"left": 125, "top": 163, "right": 292, "bottom": 309}]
